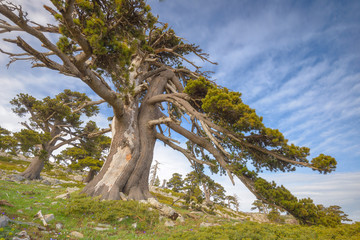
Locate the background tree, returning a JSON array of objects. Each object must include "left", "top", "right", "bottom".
[
  {"left": 183, "top": 171, "right": 204, "bottom": 205},
  {"left": 153, "top": 176, "right": 161, "bottom": 187},
  {"left": 0, "top": 126, "right": 17, "bottom": 155},
  {"left": 56, "top": 121, "right": 111, "bottom": 182},
  {"left": 226, "top": 195, "right": 240, "bottom": 211},
  {"left": 251, "top": 200, "right": 268, "bottom": 214},
  {"left": 167, "top": 173, "right": 184, "bottom": 192},
  {"left": 149, "top": 160, "right": 160, "bottom": 186},
  {"left": 0, "top": 0, "right": 342, "bottom": 225},
  {"left": 8, "top": 89, "right": 108, "bottom": 179}
]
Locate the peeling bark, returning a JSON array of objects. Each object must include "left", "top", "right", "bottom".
[{"left": 81, "top": 70, "right": 173, "bottom": 200}]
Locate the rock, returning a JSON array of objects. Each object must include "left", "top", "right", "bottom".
[
  {"left": 41, "top": 179, "right": 51, "bottom": 185},
  {"left": 9, "top": 174, "right": 25, "bottom": 182},
  {"left": 44, "top": 214, "right": 54, "bottom": 222},
  {"left": 0, "top": 215, "right": 10, "bottom": 227},
  {"left": 55, "top": 223, "right": 63, "bottom": 230},
  {"left": 97, "top": 223, "right": 111, "bottom": 228},
  {"left": 94, "top": 227, "right": 109, "bottom": 231},
  {"left": 147, "top": 198, "right": 178, "bottom": 220},
  {"left": 51, "top": 202, "right": 58, "bottom": 205},
  {"left": 118, "top": 216, "right": 128, "bottom": 222},
  {"left": 163, "top": 206, "right": 178, "bottom": 220},
  {"left": 70, "top": 231, "right": 84, "bottom": 238},
  {"left": 12, "top": 230, "right": 30, "bottom": 240},
  {"left": 119, "top": 192, "right": 128, "bottom": 201},
  {"left": 190, "top": 211, "right": 204, "bottom": 215},
  {"left": 72, "top": 175, "right": 83, "bottom": 182},
  {"left": 164, "top": 220, "right": 175, "bottom": 227},
  {"left": 55, "top": 193, "right": 70, "bottom": 199},
  {"left": 176, "top": 215, "right": 185, "bottom": 223},
  {"left": 17, "top": 209, "right": 23, "bottom": 214},
  {"left": 200, "top": 222, "right": 219, "bottom": 227},
  {"left": 131, "top": 222, "right": 137, "bottom": 228},
  {"left": 66, "top": 187, "right": 80, "bottom": 193},
  {"left": 147, "top": 198, "right": 162, "bottom": 208}
]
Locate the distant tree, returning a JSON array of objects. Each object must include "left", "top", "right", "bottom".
[
  {"left": 56, "top": 121, "right": 111, "bottom": 182},
  {"left": 149, "top": 160, "right": 160, "bottom": 186},
  {"left": 251, "top": 199, "right": 268, "bottom": 214},
  {"left": 167, "top": 173, "right": 184, "bottom": 192},
  {"left": 9, "top": 90, "right": 109, "bottom": 179},
  {"left": 226, "top": 195, "right": 240, "bottom": 211},
  {"left": 154, "top": 176, "right": 161, "bottom": 187},
  {"left": 0, "top": 0, "right": 341, "bottom": 226},
  {"left": 0, "top": 126, "right": 17, "bottom": 154}
]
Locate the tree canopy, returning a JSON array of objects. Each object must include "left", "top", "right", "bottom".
[
  {"left": 8, "top": 89, "right": 109, "bottom": 179},
  {"left": 0, "top": 0, "right": 343, "bottom": 226}
]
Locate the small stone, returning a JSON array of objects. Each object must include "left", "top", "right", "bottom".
[
  {"left": 12, "top": 230, "right": 30, "bottom": 240},
  {"left": 44, "top": 214, "right": 54, "bottom": 222},
  {"left": 118, "top": 216, "right": 128, "bottom": 222},
  {"left": 51, "top": 202, "right": 58, "bottom": 205},
  {"left": 17, "top": 209, "right": 24, "bottom": 214},
  {"left": 41, "top": 180, "right": 51, "bottom": 185},
  {"left": 66, "top": 187, "right": 80, "bottom": 193},
  {"left": 199, "top": 222, "right": 219, "bottom": 227},
  {"left": 70, "top": 231, "right": 84, "bottom": 238},
  {"left": 97, "top": 223, "right": 111, "bottom": 228},
  {"left": 94, "top": 227, "right": 109, "bottom": 231},
  {"left": 72, "top": 175, "right": 83, "bottom": 182},
  {"left": 55, "top": 223, "right": 63, "bottom": 230},
  {"left": 0, "top": 215, "right": 9, "bottom": 227},
  {"left": 10, "top": 174, "right": 25, "bottom": 182},
  {"left": 164, "top": 220, "right": 175, "bottom": 227},
  {"left": 176, "top": 215, "right": 185, "bottom": 223},
  {"left": 131, "top": 222, "right": 137, "bottom": 228},
  {"left": 55, "top": 193, "right": 70, "bottom": 199}
]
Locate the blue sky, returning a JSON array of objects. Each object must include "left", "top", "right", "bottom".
[{"left": 0, "top": 0, "right": 359, "bottom": 221}]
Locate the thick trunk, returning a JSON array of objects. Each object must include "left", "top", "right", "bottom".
[
  {"left": 19, "top": 156, "right": 45, "bottom": 180},
  {"left": 84, "top": 169, "right": 97, "bottom": 183},
  {"left": 81, "top": 110, "right": 156, "bottom": 200},
  {"left": 82, "top": 70, "right": 172, "bottom": 200}
]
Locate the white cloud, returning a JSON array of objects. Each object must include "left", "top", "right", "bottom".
[{"left": 153, "top": 142, "right": 193, "bottom": 182}]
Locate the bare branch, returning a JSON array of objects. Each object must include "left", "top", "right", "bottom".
[
  {"left": 0, "top": 22, "right": 58, "bottom": 34},
  {"left": 155, "top": 132, "right": 215, "bottom": 167},
  {"left": 148, "top": 116, "right": 178, "bottom": 127},
  {"left": 87, "top": 128, "right": 111, "bottom": 138},
  {"left": 73, "top": 99, "right": 106, "bottom": 113}
]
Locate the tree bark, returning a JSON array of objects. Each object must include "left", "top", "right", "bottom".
[
  {"left": 203, "top": 183, "right": 212, "bottom": 205},
  {"left": 84, "top": 169, "right": 97, "bottom": 183},
  {"left": 81, "top": 70, "right": 172, "bottom": 200},
  {"left": 19, "top": 156, "right": 44, "bottom": 180}
]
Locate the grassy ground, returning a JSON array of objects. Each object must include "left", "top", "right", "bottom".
[{"left": 1, "top": 156, "right": 360, "bottom": 240}]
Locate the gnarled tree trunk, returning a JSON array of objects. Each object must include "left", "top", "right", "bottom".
[
  {"left": 84, "top": 169, "right": 97, "bottom": 183},
  {"left": 19, "top": 156, "right": 45, "bottom": 180},
  {"left": 82, "top": 70, "right": 172, "bottom": 200}
]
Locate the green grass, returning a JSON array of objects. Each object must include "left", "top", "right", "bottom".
[
  {"left": 0, "top": 155, "right": 29, "bottom": 172},
  {"left": 0, "top": 156, "right": 359, "bottom": 240}
]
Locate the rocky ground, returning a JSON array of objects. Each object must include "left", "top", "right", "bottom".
[{"left": 0, "top": 153, "right": 299, "bottom": 239}]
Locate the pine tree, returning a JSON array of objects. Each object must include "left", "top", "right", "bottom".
[{"left": 0, "top": 0, "right": 342, "bottom": 225}]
